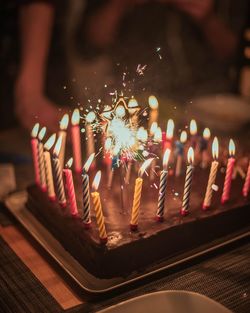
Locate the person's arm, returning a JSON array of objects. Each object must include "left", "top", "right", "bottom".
[
  {"left": 85, "top": 0, "right": 134, "bottom": 48},
  {"left": 15, "top": 2, "right": 65, "bottom": 132},
  {"left": 18, "top": 2, "right": 54, "bottom": 94}
]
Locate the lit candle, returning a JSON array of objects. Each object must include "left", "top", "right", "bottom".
[
  {"left": 164, "top": 119, "right": 174, "bottom": 150},
  {"left": 180, "top": 147, "right": 194, "bottom": 216},
  {"left": 221, "top": 139, "right": 236, "bottom": 204},
  {"left": 149, "top": 122, "right": 158, "bottom": 137},
  {"left": 242, "top": 160, "right": 250, "bottom": 197},
  {"left": 71, "top": 109, "right": 82, "bottom": 173},
  {"left": 85, "top": 111, "right": 96, "bottom": 168},
  {"left": 148, "top": 95, "right": 159, "bottom": 128},
  {"left": 153, "top": 127, "right": 162, "bottom": 143},
  {"left": 44, "top": 134, "right": 56, "bottom": 201},
  {"left": 58, "top": 114, "right": 69, "bottom": 169},
  {"left": 202, "top": 137, "right": 219, "bottom": 210},
  {"left": 200, "top": 128, "right": 211, "bottom": 168},
  {"left": 63, "top": 158, "right": 78, "bottom": 216},
  {"left": 128, "top": 97, "right": 140, "bottom": 129},
  {"left": 175, "top": 131, "right": 187, "bottom": 177},
  {"left": 37, "top": 127, "right": 47, "bottom": 192},
  {"left": 52, "top": 135, "right": 67, "bottom": 207},
  {"left": 130, "top": 158, "right": 154, "bottom": 231},
  {"left": 190, "top": 119, "right": 198, "bottom": 148},
  {"left": 30, "top": 123, "right": 40, "bottom": 185},
  {"left": 91, "top": 171, "right": 107, "bottom": 243},
  {"left": 156, "top": 149, "right": 171, "bottom": 221},
  {"left": 82, "top": 153, "right": 95, "bottom": 226}
]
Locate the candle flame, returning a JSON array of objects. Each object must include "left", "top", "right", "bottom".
[
  {"left": 86, "top": 111, "right": 96, "bottom": 123},
  {"left": 137, "top": 127, "right": 148, "bottom": 142},
  {"left": 153, "top": 127, "right": 162, "bottom": 142},
  {"left": 166, "top": 119, "right": 174, "bottom": 139},
  {"left": 203, "top": 128, "right": 211, "bottom": 140},
  {"left": 128, "top": 98, "right": 139, "bottom": 115},
  {"left": 148, "top": 95, "right": 159, "bottom": 109},
  {"left": 71, "top": 109, "right": 80, "bottom": 125},
  {"left": 31, "top": 123, "right": 39, "bottom": 138},
  {"left": 128, "top": 98, "right": 138, "bottom": 108},
  {"left": 180, "top": 131, "right": 187, "bottom": 143},
  {"left": 150, "top": 122, "right": 158, "bottom": 135},
  {"left": 83, "top": 153, "right": 95, "bottom": 172},
  {"left": 212, "top": 137, "right": 219, "bottom": 159},
  {"left": 66, "top": 157, "right": 73, "bottom": 168},
  {"left": 60, "top": 114, "right": 69, "bottom": 130},
  {"left": 115, "top": 105, "right": 126, "bottom": 118},
  {"left": 104, "top": 137, "right": 112, "bottom": 151},
  {"left": 38, "top": 127, "right": 46, "bottom": 141},
  {"left": 190, "top": 119, "right": 197, "bottom": 136},
  {"left": 92, "top": 170, "right": 101, "bottom": 191},
  {"left": 44, "top": 133, "right": 56, "bottom": 151},
  {"left": 139, "top": 158, "right": 154, "bottom": 177},
  {"left": 163, "top": 148, "right": 171, "bottom": 170},
  {"left": 229, "top": 139, "right": 235, "bottom": 156},
  {"left": 53, "top": 134, "right": 63, "bottom": 157},
  {"left": 187, "top": 147, "right": 194, "bottom": 164}
]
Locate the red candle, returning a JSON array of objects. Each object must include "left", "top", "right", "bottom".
[
  {"left": 221, "top": 139, "right": 236, "bottom": 204},
  {"left": 63, "top": 158, "right": 78, "bottom": 216},
  {"left": 242, "top": 160, "right": 250, "bottom": 197},
  {"left": 31, "top": 123, "right": 40, "bottom": 185},
  {"left": 71, "top": 109, "right": 82, "bottom": 173}
]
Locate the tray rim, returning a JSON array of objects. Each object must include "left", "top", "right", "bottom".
[{"left": 4, "top": 190, "right": 250, "bottom": 295}]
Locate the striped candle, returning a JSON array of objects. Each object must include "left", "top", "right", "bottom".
[
  {"left": 130, "top": 158, "right": 154, "bottom": 231},
  {"left": 58, "top": 114, "right": 69, "bottom": 169},
  {"left": 31, "top": 123, "right": 40, "bottom": 185},
  {"left": 91, "top": 171, "right": 107, "bottom": 243},
  {"left": 180, "top": 147, "right": 194, "bottom": 216},
  {"left": 63, "top": 158, "right": 78, "bottom": 216},
  {"left": 242, "top": 161, "right": 250, "bottom": 197},
  {"left": 37, "top": 127, "right": 47, "bottom": 192},
  {"left": 156, "top": 149, "right": 171, "bottom": 221},
  {"left": 52, "top": 135, "right": 66, "bottom": 207},
  {"left": 82, "top": 153, "right": 95, "bottom": 226},
  {"left": 202, "top": 137, "right": 219, "bottom": 210},
  {"left": 43, "top": 134, "right": 56, "bottom": 201},
  {"left": 71, "top": 109, "right": 82, "bottom": 173},
  {"left": 221, "top": 139, "right": 236, "bottom": 204}
]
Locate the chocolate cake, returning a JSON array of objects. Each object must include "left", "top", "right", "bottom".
[{"left": 26, "top": 167, "right": 250, "bottom": 279}]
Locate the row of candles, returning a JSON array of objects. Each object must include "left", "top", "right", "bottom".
[{"left": 31, "top": 120, "right": 250, "bottom": 244}]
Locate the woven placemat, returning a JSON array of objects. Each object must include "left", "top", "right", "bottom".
[
  {"left": 0, "top": 235, "right": 64, "bottom": 313},
  {"left": 0, "top": 228, "right": 249, "bottom": 313}
]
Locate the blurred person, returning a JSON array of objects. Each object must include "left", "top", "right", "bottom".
[{"left": 8, "top": 0, "right": 249, "bottom": 131}]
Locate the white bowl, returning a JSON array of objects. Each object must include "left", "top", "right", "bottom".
[{"left": 97, "top": 290, "right": 232, "bottom": 313}]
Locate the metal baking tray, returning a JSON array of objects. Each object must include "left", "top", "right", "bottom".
[{"left": 4, "top": 191, "right": 249, "bottom": 296}]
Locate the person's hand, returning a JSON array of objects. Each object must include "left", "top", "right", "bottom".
[
  {"left": 159, "top": 0, "right": 214, "bottom": 23},
  {"left": 15, "top": 75, "right": 67, "bottom": 133}
]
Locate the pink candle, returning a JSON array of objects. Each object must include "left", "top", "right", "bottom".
[
  {"left": 71, "top": 109, "right": 82, "bottom": 173},
  {"left": 221, "top": 139, "right": 236, "bottom": 204},
  {"left": 242, "top": 161, "right": 250, "bottom": 197},
  {"left": 31, "top": 123, "right": 40, "bottom": 185},
  {"left": 63, "top": 158, "right": 78, "bottom": 216}
]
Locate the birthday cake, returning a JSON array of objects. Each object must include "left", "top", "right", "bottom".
[{"left": 26, "top": 97, "right": 250, "bottom": 279}]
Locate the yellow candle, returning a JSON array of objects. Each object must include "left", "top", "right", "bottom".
[
  {"left": 130, "top": 177, "right": 143, "bottom": 229},
  {"left": 130, "top": 158, "right": 154, "bottom": 231},
  {"left": 44, "top": 150, "right": 56, "bottom": 201},
  {"left": 202, "top": 137, "right": 219, "bottom": 209},
  {"left": 91, "top": 171, "right": 107, "bottom": 243}
]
